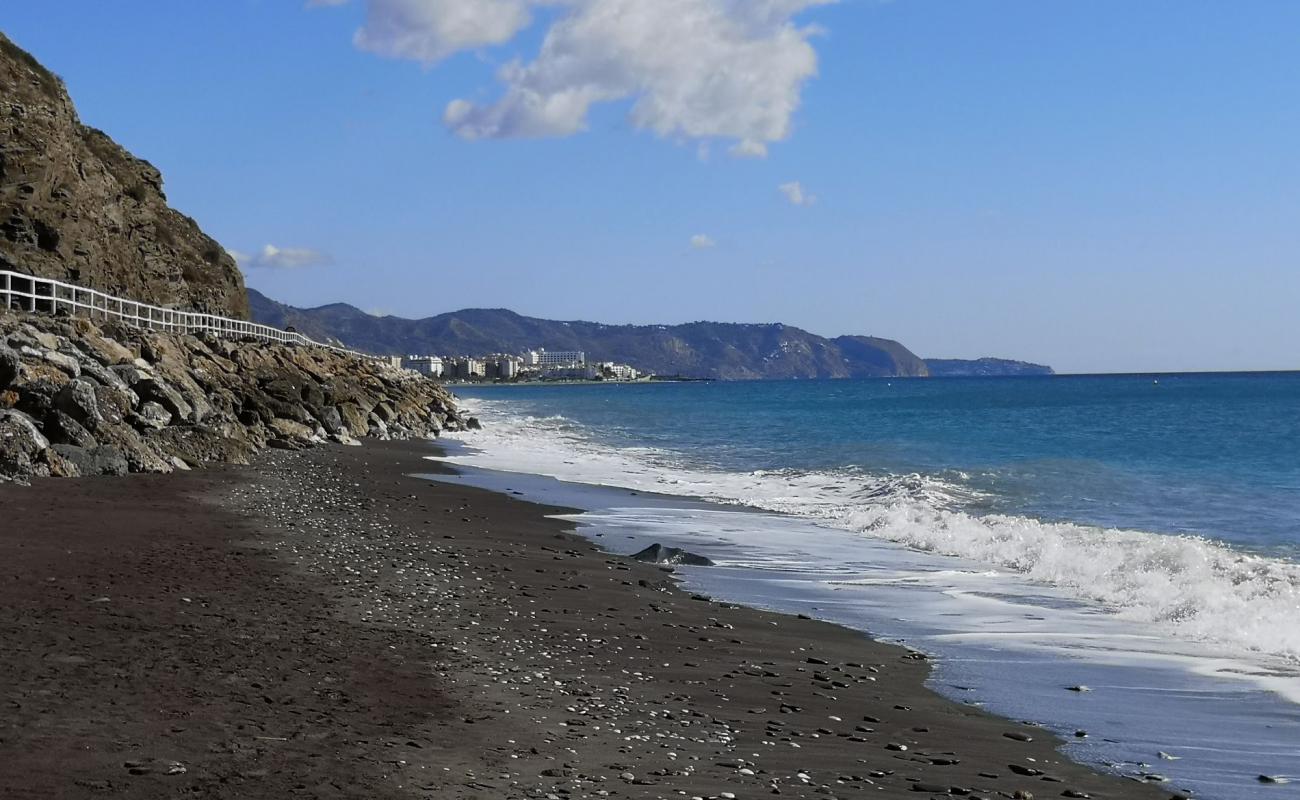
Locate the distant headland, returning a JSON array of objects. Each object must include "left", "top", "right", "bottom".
[{"left": 249, "top": 289, "right": 1053, "bottom": 381}]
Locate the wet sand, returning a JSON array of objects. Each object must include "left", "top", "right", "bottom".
[{"left": 0, "top": 440, "right": 1183, "bottom": 799}]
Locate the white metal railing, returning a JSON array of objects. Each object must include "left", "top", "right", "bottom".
[{"left": 0, "top": 269, "right": 382, "bottom": 360}]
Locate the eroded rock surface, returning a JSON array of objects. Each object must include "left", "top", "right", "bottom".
[{"left": 0, "top": 33, "right": 248, "bottom": 317}]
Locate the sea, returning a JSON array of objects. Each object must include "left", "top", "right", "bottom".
[{"left": 433, "top": 374, "right": 1300, "bottom": 798}]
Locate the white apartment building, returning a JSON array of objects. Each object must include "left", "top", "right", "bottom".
[
  {"left": 526, "top": 348, "right": 586, "bottom": 368},
  {"left": 402, "top": 355, "right": 445, "bottom": 377}
]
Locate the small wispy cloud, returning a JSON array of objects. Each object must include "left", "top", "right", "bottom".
[
  {"left": 779, "top": 181, "right": 816, "bottom": 206},
  {"left": 231, "top": 244, "right": 333, "bottom": 270},
  {"left": 690, "top": 234, "right": 717, "bottom": 250}
]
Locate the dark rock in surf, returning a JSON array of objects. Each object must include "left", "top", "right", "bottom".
[{"left": 629, "top": 544, "right": 714, "bottom": 567}]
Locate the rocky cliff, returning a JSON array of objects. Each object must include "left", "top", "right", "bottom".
[
  {"left": 0, "top": 33, "right": 248, "bottom": 317},
  {"left": 248, "top": 290, "right": 932, "bottom": 380},
  {"left": 0, "top": 313, "right": 465, "bottom": 484}
]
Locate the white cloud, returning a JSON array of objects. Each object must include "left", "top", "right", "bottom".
[
  {"left": 690, "top": 234, "right": 716, "bottom": 249},
  {"left": 234, "top": 245, "right": 333, "bottom": 270},
  {"left": 322, "top": 0, "right": 836, "bottom": 155},
  {"left": 352, "top": 0, "right": 538, "bottom": 63},
  {"left": 779, "top": 180, "right": 815, "bottom": 206}
]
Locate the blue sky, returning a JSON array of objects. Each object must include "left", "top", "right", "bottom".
[{"left": 3, "top": 1, "right": 1298, "bottom": 373}]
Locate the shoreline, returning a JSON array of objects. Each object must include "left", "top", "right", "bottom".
[{"left": 1, "top": 440, "right": 1180, "bottom": 799}]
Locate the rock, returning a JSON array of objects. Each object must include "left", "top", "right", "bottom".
[
  {"left": 0, "top": 33, "right": 249, "bottom": 318},
  {"left": 31, "top": 331, "right": 60, "bottom": 351},
  {"left": 93, "top": 384, "right": 136, "bottom": 426},
  {"left": 73, "top": 355, "right": 130, "bottom": 392},
  {"left": 317, "top": 405, "right": 345, "bottom": 435},
  {"left": 0, "top": 408, "right": 48, "bottom": 451},
  {"left": 109, "top": 364, "right": 153, "bottom": 386},
  {"left": 133, "top": 401, "right": 172, "bottom": 430},
  {"left": 0, "top": 408, "right": 49, "bottom": 480},
  {"left": 45, "top": 410, "right": 97, "bottom": 448},
  {"left": 51, "top": 443, "right": 128, "bottom": 476},
  {"left": 41, "top": 349, "right": 81, "bottom": 378},
  {"left": 629, "top": 544, "right": 715, "bottom": 567},
  {"left": 74, "top": 331, "right": 136, "bottom": 366},
  {"left": 269, "top": 417, "right": 316, "bottom": 444},
  {"left": 55, "top": 378, "right": 101, "bottom": 428},
  {"left": 0, "top": 344, "right": 18, "bottom": 388},
  {"left": 466, "top": 416, "right": 483, "bottom": 430},
  {"left": 94, "top": 424, "right": 172, "bottom": 474},
  {"left": 136, "top": 377, "right": 192, "bottom": 421},
  {"left": 50, "top": 444, "right": 94, "bottom": 476},
  {"left": 338, "top": 402, "right": 369, "bottom": 437},
  {"left": 0, "top": 312, "right": 460, "bottom": 483}
]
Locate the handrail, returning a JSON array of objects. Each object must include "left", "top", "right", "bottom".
[{"left": 0, "top": 269, "right": 382, "bottom": 361}]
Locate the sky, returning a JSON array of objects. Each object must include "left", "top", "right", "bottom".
[{"left": 2, "top": 1, "right": 1298, "bottom": 374}]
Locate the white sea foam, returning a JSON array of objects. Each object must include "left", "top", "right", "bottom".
[{"left": 443, "top": 398, "right": 1300, "bottom": 676}]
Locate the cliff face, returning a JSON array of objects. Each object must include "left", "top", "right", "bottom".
[
  {"left": 0, "top": 33, "right": 248, "bottom": 318},
  {"left": 248, "top": 290, "right": 933, "bottom": 380}
]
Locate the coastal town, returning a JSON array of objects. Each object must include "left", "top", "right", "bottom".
[{"left": 397, "top": 348, "right": 649, "bottom": 383}]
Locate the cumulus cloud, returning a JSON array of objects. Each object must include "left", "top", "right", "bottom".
[
  {"left": 233, "top": 245, "right": 333, "bottom": 270},
  {"left": 319, "top": 0, "right": 835, "bottom": 155},
  {"left": 690, "top": 234, "right": 716, "bottom": 249},
  {"left": 351, "top": 0, "right": 538, "bottom": 63},
  {"left": 779, "top": 180, "right": 815, "bottom": 205}
]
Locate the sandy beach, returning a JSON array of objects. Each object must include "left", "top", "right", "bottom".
[{"left": 0, "top": 440, "right": 1181, "bottom": 799}]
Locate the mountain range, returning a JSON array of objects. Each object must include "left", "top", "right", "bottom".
[{"left": 249, "top": 289, "right": 1052, "bottom": 380}]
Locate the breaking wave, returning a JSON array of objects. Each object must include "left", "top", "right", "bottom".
[{"left": 445, "top": 399, "right": 1300, "bottom": 667}]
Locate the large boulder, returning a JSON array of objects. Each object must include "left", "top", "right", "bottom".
[
  {"left": 629, "top": 544, "right": 715, "bottom": 567},
  {"left": 0, "top": 409, "right": 49, "bottom": 479},
  {"left": 132, "top": 401, "right": 172, "bottom": 430},
  {"left": 135, "top": 377, "right": 193, "bottom": 422},
  {"left": 51, "top": 443, "right": 128, "bottom": 477},
  {"left": 44, "top": 410, "right": 97, "bottom": 448},
  {"left": 55, "top": 378, "right": 101, "bottom": 429}
]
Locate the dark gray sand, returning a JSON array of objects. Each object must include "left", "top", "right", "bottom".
[{"left": 0, "top": 441, "right": 1182, "bottom": 799}]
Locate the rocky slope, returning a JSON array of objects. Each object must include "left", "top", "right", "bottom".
[
  {"left": 0, "top": 312, "right": 466, "bottom": 484},
  {"left": 249, "top": 290, "right": 932, "bottom": 380},
  {"left": 0, "top": 32, "right": 248, "bottom": 317}
]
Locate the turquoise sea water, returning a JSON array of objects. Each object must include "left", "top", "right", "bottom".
[
  {"left": 441, "top": 373, "right": 1300, "bottom": 796},
  {"left": 461, "top": 373, "right": 1300, "bottom": 557}
]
